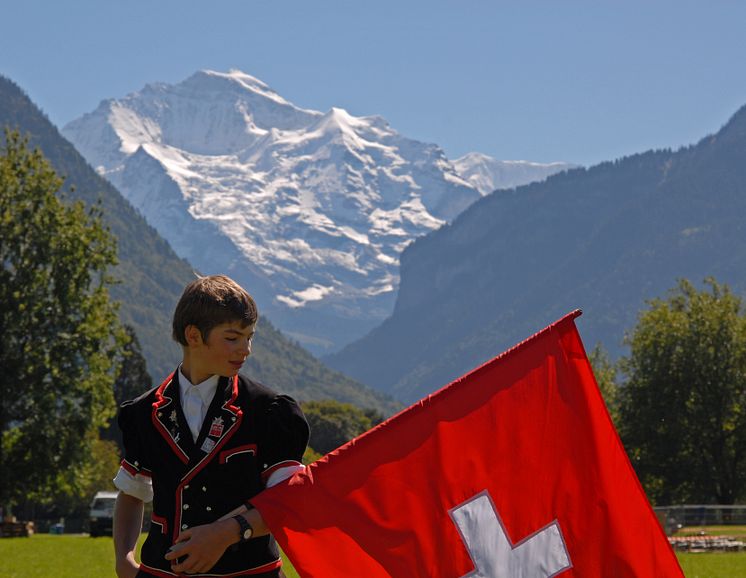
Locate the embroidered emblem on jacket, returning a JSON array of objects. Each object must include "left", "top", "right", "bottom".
[{"left": 209, "top": 417, "right": 224, "bottom": 438}]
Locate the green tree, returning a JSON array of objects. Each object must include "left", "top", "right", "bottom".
[
  {"left": 302, "top": 446, "right": 323, "bottom": 465},
  {"left": 302, "top": 400, "right": 383, "bottom": 455},
  {"left": 39, "top": 436, "right": 122, "bottom": 518},
  {"left": 588, "top": 343, "right": 619, "bottom": 425},
  {"left": 619, "top": 278, "right": 746, "bottom": 505},
  {"left": 103, "top": 324, "right": 153, "bottom": 450},
  {"left": 113, "top": 325, "right": 153, "bottom": 407},
  {"left": 0, "top": 131, "right": 124, "bottom": 515}
]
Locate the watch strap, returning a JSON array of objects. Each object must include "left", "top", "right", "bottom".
[{"left": 232, "top": 514, "right": 253, "bottom": 543}]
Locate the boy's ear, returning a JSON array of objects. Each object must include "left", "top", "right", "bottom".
[{"left": 184, "top": 325, "right": 204, "bottom": 346}]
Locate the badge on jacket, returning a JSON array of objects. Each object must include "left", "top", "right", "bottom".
[{"left": 209, "top": 417, "right": 224, "bottom": 438}]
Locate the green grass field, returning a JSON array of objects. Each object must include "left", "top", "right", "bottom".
[
  {"left": 0, "top": 534, "right": 299, "bottom": 578},
  {"left": 0, "top": 533, "right": 745, "bottom": 577},
  {"left": 678, "top": 552, "right": 746, "bottom": 578}
]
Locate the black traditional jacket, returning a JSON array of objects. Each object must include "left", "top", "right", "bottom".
[{"left": 118, "top": 371, "right": 309, "bottom": 577}]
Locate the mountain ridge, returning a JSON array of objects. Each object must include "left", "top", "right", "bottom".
[{"left": 326, "top": 105, "right": 746, "bottom": 402}]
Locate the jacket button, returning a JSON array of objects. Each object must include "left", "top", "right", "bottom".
[
  {"left": 183, "top": 504, "right": 189, "bottom": 510},
  {"left": 182, "top": 524, "right": 188, "bottom": 530},
  {"left": 202, "top": 486, "right": 207, "bottom": 492},
  {"left": 184, "top": 485, "right": 190, "bottom": 490},
  {"left": 206, "top": 506, "right": 212, "bottom": 512}
]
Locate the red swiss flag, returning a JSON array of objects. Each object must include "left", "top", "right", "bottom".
[{"left": 252, "top": 311, "right": 684, "bottom": 577}]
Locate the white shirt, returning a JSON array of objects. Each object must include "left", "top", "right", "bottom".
[{"left": 178, "top": 367, "right": 219, "bottom": 442}]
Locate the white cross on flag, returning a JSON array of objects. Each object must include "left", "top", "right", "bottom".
[{"left": 252, "top": 311, "right": 684, "bottom": 577}]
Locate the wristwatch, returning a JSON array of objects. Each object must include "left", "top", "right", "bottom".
[{"left": 232, "top": 514, "right": 254, "bottom": 543}]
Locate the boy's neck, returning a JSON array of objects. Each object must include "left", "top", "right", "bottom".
[{"left": 180, "top": 356, "right": 215, "bottom": 386}]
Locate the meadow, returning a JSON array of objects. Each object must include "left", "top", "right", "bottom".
[
  {"left": 0, "top": 533, "right": 744, "bottom": 578},
  {"left": 0, "top": 534, "right": 300, "bottom": 578}
]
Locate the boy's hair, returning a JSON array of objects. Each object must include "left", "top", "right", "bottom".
[{"left": 172, "top": 275, "right": 258, "bottom": 346}]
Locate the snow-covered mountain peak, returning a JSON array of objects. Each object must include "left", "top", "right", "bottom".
[
  {"left": 66, "top": 69, "right": 323, "bottom": 161},
  {"left": 452, "top": 152, "right": 579, "bottom": 195},
  {"left": 297, "top": 106, "right": 394, "bottom": 156},
  {"left": 456, "top": 151, "right": 492, "bottom": 164},
  {"left": 63, "top": 69, "right": 556, "bottom": 354},
  {"left": 182, "top": 69, "right": 297, "bottom": 110},
  {"left": 307, "top": 106, "right": 361, "bottom": 139}
]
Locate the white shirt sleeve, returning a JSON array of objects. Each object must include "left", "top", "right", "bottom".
[
  {"left": 113, "top": 466, "right": 154, "bottom": 503},
  {"left": 266, "top": 463, "right": 306, "bottom": 488}
]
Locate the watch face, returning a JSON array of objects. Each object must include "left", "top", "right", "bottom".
[{"left": 234, "top": 514, "right": 253, "bottom": 542}]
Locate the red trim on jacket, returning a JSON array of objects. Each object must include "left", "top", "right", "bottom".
[
  {"left": 151, "top": 372, "right": 190, "bottom": 465},
  {"left": 121, "top": 459, "right": 152, "bottom": 478},
  {"left": 138, "top": 559, "right": 282, "bottom": 577},
  {"left": 137, "top": 564, "right": 178, "bottom": 577},
  {"left": 260, "top": 460, "right": 303, "bottom": 484},
  {"left": 151, "top": 513, "right": 168, "bottom": 535},
  {"left": 121, "top": 459, "right": 138, "bottom": 476},
  {"left": 219, "top": 444, "right": 258, "bottom": 464}
]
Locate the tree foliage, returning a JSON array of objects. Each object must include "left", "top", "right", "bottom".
[
  {"left": 38, "top": 436, "right": 122, "bottom": 518},
  {"left": 588, "top": 343, "right": 619, "bottom": 425},
  {"left": 619, "top": 278, "right": 746, "bottom": 505},
  {"left": 302, "top": 400, "right": 384, "bottom": 456},
  {"left": 0, "top": 131, "right": 124, "bottom": 512},
  {"left": 102, "top": 324, "right": 153, "bottom": 450},
  {"left": 113, "top": 325, "right": 152, "bottom": 406}
]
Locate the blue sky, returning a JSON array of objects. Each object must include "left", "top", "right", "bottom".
[{"left": 3, "top": 0, "right": 746, "bottom": 166}]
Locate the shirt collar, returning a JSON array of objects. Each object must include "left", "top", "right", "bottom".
[{"left": 178, "top": 366, "right": 220, "bottom": 407}]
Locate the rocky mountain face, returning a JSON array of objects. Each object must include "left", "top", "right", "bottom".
[
  {"left": 63, "top": 70, "right": 483, "bottom": 354},
  {"left": 326, "top": 106, "right": 746, "bottom": 403},
  {"left": 0, "top": 75, "right": 398, "bottom": 414}
]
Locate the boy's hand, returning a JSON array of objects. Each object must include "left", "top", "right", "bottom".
[
  {"left": 115, "top": 551, "right": 140, "bottom": 578},
  {"left": 165, "top": 518, "right": 237, "bottom": 574}
]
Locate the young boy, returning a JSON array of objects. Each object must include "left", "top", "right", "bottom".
[{"left": 113, "top": 275, "right": 309, "bottom": 577}]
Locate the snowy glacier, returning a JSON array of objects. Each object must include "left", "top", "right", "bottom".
[
  {"left": 63, "top": 69, "right": 565, "bottom": 354},
  {"left": 452, "top": 153, "right": 577, "bottom": 196}
]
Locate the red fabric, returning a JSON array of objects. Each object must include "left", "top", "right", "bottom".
[{"left": 252, "top": 311, "right": 683, "bottom": 577}]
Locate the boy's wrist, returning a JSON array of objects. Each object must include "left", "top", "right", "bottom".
[
  {"left": 115, "top": 552, "right": 139, "bottom": 578},
  {"left": 216, "top": 517, "right": 242, "bottom": 546},
  {"left": 232, "top": 513, "right": 254, "bottom": 542}
]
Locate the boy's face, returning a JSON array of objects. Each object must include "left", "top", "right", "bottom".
[{"left": 186, "top": 320, "right": 256, "bottom": 378}]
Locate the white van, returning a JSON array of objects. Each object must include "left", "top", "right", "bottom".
[{"left": 89, "top": 491, "right": 118, "bottom": 537}]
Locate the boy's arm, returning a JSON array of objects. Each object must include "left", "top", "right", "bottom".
[
  {"left": 114, "top": 492, "right": 144, "bottom": 578},
  {"left": 165, "top": 507, "right": 269, "bottom": 574}
]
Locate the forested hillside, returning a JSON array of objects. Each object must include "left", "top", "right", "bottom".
[{"left": 327, "top": 105, "right": 746, "bottom": 403}]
